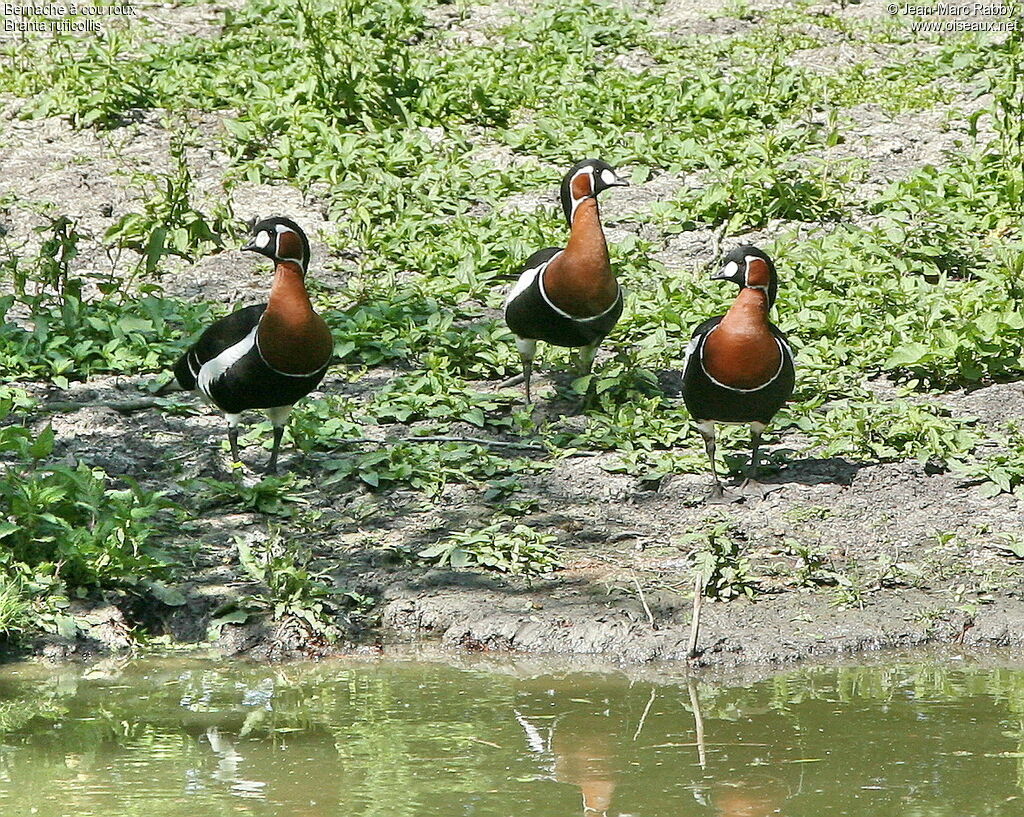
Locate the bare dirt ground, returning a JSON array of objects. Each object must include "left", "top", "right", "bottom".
[{"left": 4, "top": 0, "right": 1024, "bottom": 668}]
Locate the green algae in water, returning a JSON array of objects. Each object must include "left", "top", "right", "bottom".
[{"left": 1, "top": 657, "right": 1024, "bottom": 815}]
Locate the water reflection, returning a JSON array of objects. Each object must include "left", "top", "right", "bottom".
[
  {"left": 710, "top": 780, "right": 787, "bottom": 817},
  {"left": 0, "top": 656, "right": 1023, "bottom": 816},
  {"left": 514, "top": 701, "right": 618, "bottom": 815}
]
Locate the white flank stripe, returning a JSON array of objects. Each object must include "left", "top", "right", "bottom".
[
  {"left": 505, "top": 254, "right": 558, "bottom": 307},
  {"left": 682, "top": 335, "right": 700, "bottom": 369},
  {"left": 197, "top": 325, "right": 258, "bottom": 397},
  {"left": 186, "top": 350, "right": 201, "bottom": 380}
]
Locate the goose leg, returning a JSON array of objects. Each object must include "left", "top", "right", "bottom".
[
  {"left": 740, "top": 422, "right": 779, "bottom": 498},
  {"left": 225, "top": 413, "right": 242, "bottom": 466},
  {"left": 749, "top": 422, "right": 765, "bottom": 477},
  {"left": 576, "top": 339, "right": 601, "bottom": 412},
  {"left": 516, "top": 338, "right": 537, "bottom": 405},
  {"left": 576, "top": 340, "right": 601, "bottom": 376},
  {"left": 265, "top": 405, "right": 294, "bottom": 475},
  {"left": 697, "top": 420, "right": 734, "bottom": 504}
]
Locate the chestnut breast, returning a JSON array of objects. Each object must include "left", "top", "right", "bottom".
[
  {"left": 258, "top": 262, "right": 333, "bottom": 375},
  {"left": 702, "top": 289, "right": 781, "bottom": 389},
  {"left": 542, "top": 199, "right": 617, "bottom": 318}
]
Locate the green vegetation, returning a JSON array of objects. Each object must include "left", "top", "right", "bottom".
[
  {"left": 0, "top": 395, "right": 177, "bottom": 640},
  {"left": 0, "top": 0, "right": 1022, "bottom": 646},
  {"left": 105, "top": 124, "right": 235, "bottom": 273},
  {"left": 0, "top": 213, "right": 215, "bottom": 384},
  {"left": 225, "top": 530, "right": 370, "bottom": 634},
  {"left": 955, "top": 424, "right": 1024, "bottom": 497},
  {"left": 683, "top": 520, "right": 758, "bottom": 601},
  {"left": 418, "top": 521, "right": 560, "bottom": 574}
]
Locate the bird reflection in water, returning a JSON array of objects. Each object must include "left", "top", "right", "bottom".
[
  {"left": 513, "top": 677, "right": 788, "bottom": 817},
  {"left": 705, "top": 778, "right": 787, "bottom": 817},
  {"left": 513, "top": 681, "right": 620, "bottom": 817},
  {"left": 204, "top": 726, "right": 333, "bottom": 815}
]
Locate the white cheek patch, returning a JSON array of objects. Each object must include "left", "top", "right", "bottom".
[
  {"left": 254, "top": 231, "right": 271, "bottom": 249},
  {"left": 600, "top": 168, "right": 617, "bottom": 186},
  {"left": 720, "top": 260, "right": 739, "bottom": 278}
]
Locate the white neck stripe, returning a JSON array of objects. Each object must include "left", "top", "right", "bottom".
[
  {"left": 568, "top": 167, "right": 595, "bottom": 224},
  {"left": 574, "top": 288, "right": 622, "bottom": 321}
]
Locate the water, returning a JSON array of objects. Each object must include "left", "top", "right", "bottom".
[{"left": 0, "top": 653, "right": 1023, "bottom": 816}]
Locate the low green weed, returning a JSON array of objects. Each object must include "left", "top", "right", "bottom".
[
  {"left": 0, "top": 214, "right": 217, "bottom": 382},
  {"left": 652, "top": 135, "right": 852, "bottom": 235},
  {"left": 325, "top": 290, "right": 441, "bottom": 366},
  {"left": 1, "top": 0, "right": 1022, "bottom": 646},
  {"left": 287, "top": 396, "right": 365, "bottom": 453},
  {"left": 323, "top": 441, "right": 539, "bottom": 494},
  {"left": 777, "top": 223, "right": 1024, "bottom": 388},
  {"left": 369, "top": 370, "right": 513, "bottom": 428},
  {"left": 0, "top": 416, "right": 175, "bottom": 623},
  {"left": 955, "top": 425, "right": 1024, "bottom": 497},
  {"left": 681, "top": 521, "right": 758, "bottom": 601},
  {"left": 105, "top": 126, "right": 235, "bottom": 273},
  {"left": 192, "top": 475, "right": 309, "bottom": 516},
  {"left": 418, "top": 522, "right": 560, "bottom": 574},
  {"left": 232, "top": 531, "right": 355, "bottom": 631},
  {"left": 0, "top": 575, "right": 31, "bottom": 637},
  {"left": 794, "top": 398, "right": 980, "bottom": 465},
  {"left": 785, "top": 540, "right": 842, "bottom": 588}
]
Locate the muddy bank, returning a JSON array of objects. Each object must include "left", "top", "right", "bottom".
[
  {"left": 20, "top": 562, "right": 1024, "bottom": 669},
  {"left": 379, "top": 577, "right": 1024, "bottom": 667}
]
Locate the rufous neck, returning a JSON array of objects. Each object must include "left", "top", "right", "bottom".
[
  {"left": 723, "top": 287, "right": 770, "bottom": 324},
  {"left": 566, "top": 199, "right": 609, "bottom": 262},
  {"left": 267, "top": 261, "right": 312, "bottom": 311}
]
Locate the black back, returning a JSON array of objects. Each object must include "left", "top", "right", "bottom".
[
  {"left": 205, "top": 342, "right": 329, "bottom": 415},
  {"left": 170, "top": 302, "right": 328, "bottom": 414},
  {"left": 172, "top": 304, "right": 266, "bottom": 390},
  {"left": 504, "top": 248, "right": 622, "bottom": 348}
]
